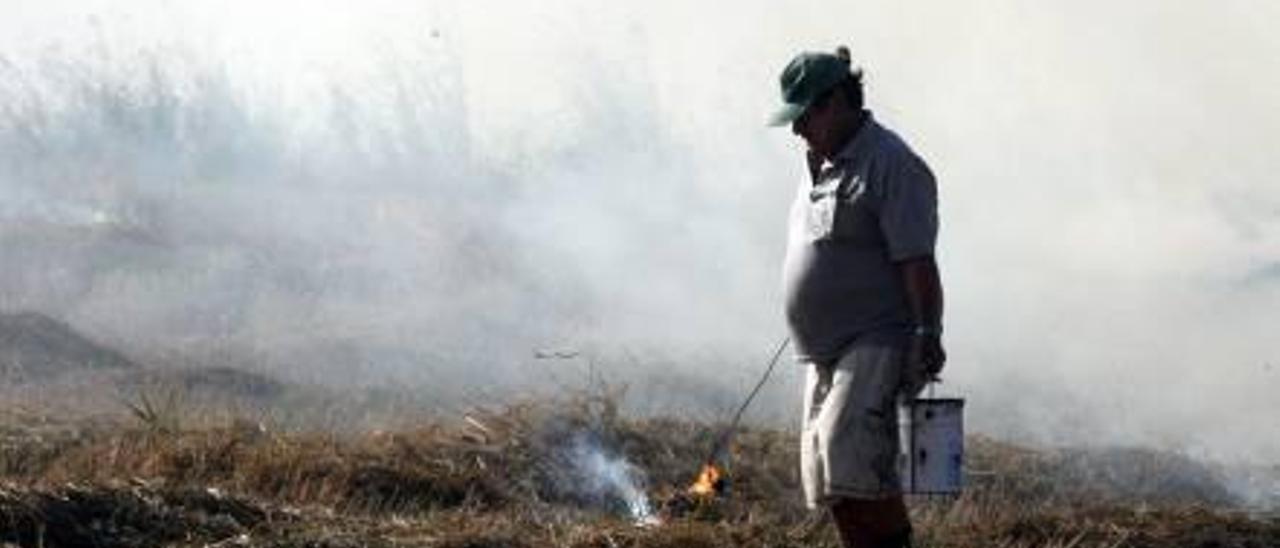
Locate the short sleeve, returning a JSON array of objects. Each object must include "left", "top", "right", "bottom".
[{"left": 878, "top": 154, "right": 938, "bottom": 262}]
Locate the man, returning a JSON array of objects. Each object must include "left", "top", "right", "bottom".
[{"left": 770, "top": 47, "right": 945, "bottom": 548}]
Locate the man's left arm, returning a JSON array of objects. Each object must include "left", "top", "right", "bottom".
[
  {"left": 900, "top": 256, "right": 946, "bottom": 381},
  {"left": 878, "top": 152, "right": 946, "bottom": 387}
]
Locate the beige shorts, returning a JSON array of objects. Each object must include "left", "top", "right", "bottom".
[{"left": 800, "top": 340, "right": 907, "bottom": 507}]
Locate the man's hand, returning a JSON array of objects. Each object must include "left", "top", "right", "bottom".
[
  {"left": 903, "top": 332, "right": 946, "bottom": 397},
  {"left": 806, "top": 147, "right": 824, "bottom": 184},
  {"left": 898, "top": 256, "right": 945, "bottom": 397}
]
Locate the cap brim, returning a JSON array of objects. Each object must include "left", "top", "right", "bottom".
[{"left": 767, "top": 103, "right": 806, "bottom": 127}]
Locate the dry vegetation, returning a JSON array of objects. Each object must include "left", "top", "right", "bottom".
[
  {"left": 0, "top": 315, "right": 1276, "bottom": 546},
  {"left": 0, "top": 385, "right": 1276, "bottom": 548}
]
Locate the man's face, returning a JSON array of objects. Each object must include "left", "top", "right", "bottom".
[{"left": 791, "top": 90, "right": 842, "bottom": 159}]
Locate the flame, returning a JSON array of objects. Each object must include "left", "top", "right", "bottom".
[{"left": 687, "top": 462, "right": 722, "bottom": 496}]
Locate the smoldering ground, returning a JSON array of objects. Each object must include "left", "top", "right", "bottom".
[{"left": 0, "top": 0, "right": 1277, "bottom": 507}]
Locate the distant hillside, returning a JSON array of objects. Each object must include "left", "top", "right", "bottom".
[{"left": 0, "top": 311, "right": 137, "bottom": 381}]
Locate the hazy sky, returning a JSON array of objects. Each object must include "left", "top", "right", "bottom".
[{"left": 0, "top": 1, "right": 1277, "bottom": 463}]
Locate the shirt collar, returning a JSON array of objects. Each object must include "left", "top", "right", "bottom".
[{"left": 832, "top": 110, "right": 876, "bottom": 164}]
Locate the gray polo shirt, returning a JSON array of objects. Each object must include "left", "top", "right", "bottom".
[{"left": 782, "top": 112, "right": 938, "bottom": 362}]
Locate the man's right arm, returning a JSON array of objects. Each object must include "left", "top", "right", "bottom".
[{"left": 806, "top": 148, "right": 824, "bottom": 185}]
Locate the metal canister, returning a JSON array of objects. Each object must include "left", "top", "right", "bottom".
[{"left": 899, "top": 397, "right": 965, "bottom": 494}]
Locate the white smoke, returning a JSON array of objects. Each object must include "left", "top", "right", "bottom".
[
  {"left": 536, "top": 429, "right": 655, "bottom": 521},
  {"left": 0, "top": 0, "right": 1276, "bottom": 488},
  {"left": 565, "top": 433, "right": 655, "bottom": 521}
]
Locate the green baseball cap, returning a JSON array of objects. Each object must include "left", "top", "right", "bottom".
[{"left": 768, "top": 51, "right": 852, "bottom": 127}]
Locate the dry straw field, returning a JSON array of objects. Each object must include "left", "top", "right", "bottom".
[
  {"left": 1, "top": 312, "right": 1278, "bottom": 547},
  {"left": 1, "top": 386, "right": 1278, "bottom": 548}
]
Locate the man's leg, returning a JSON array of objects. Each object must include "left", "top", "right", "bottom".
[
  {"left": 806, "top": 338, "right": 912, "bottom": 548},
  {"left": 830, "top": 496, "right": 911, "bottom": 548}
]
